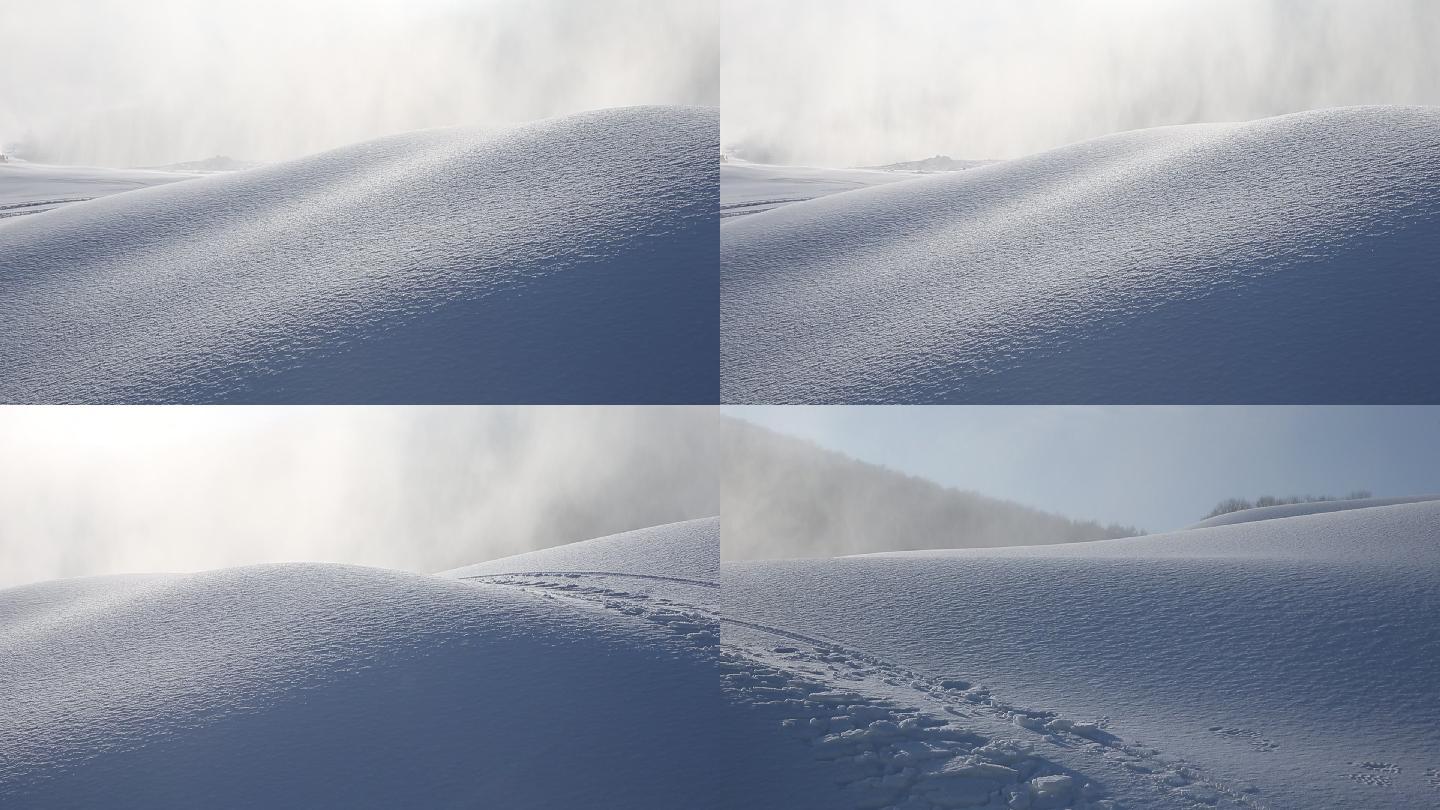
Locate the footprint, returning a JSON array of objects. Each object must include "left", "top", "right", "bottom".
[
  {"left": 1207, "top": 726, "right": 1279, "bottom": 752},
  {"left": 1345, "top": 772, "right": 1392, "bottom": 788},
  {"left": 1423, "top": 768, "right": 1440, "bottom": 789}
]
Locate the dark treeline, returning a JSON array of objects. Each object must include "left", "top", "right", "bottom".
[
  {"left": 1205, "top": 491, "right": 1374, "bottom": 520},
  {"left": 722, "top": 417, "right": 1140, "bottom": 560}
]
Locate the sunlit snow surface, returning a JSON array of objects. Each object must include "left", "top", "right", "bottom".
[
  {"left": 722, "top": 105, "right": 1440, "bottom": 403},
  {"left": 0, "top": 519, "right": 730, "bottom": 809},
  {"left": 0, "top": 105, "right": 718, "bottom": 403},
  {"left": 721, "top": 160, "right": 921, "bottom": 219},
  {"left": 722, "top": 498, "right": 1440, "bottom": 809}
]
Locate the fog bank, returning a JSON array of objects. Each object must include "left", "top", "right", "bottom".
[{"left": 723, "top": 0, "right": 1440, "bottom": 166}]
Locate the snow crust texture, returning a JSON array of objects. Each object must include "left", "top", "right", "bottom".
[
  {"left": 722, "top": 106, "right": 1440, "bottom": 403},
  {"left": 0, "top": 105, "right": 718, "bottom": 403},
  {"left": 0, "top": 521, "right": 730, "bottom": 808},
  {"left": 724, "top": 499, "right": 1440, "bottom": 808}
]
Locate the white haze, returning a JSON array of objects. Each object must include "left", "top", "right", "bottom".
[
  {"left": 0, "top": 0, "right": 718, "bottom": 167},
  {"left": 0, "top": 407, "right": 717, "bottom": 588},
  {"left": 723, "top": 0, "right": 1440, "bottom": 166}
]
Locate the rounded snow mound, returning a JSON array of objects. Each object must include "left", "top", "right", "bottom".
[
  {"left": 0, "top": 105, "right": 718, "bottom": 403},
  {"left": 867, "top": 497, "right": 1440, "bottom": 564},
  {"left": 1188, "top": 494, "right": 1440, "bottom": 529},
  {"left": 723, "top": 105, "right": 1440, "bottom": 403},
  {"left": 729, "top": 498, "right": 1440, "bottom": 807},
  {"left": 0, "top": 563, "right": 724, "bottom": 808},
  {"left": 445, "top": 516, "right": 719, "bottom": 582}
]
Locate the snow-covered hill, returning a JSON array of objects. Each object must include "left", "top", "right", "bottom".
[
  {"left": 0, "top": 105, "right": 718, "bottom": 403},
  {"left": 722, "top": 417, "right": 1138, "bottom": 559},
  {"left": 445, "top": 517, "right": 718, "bottom": 582},
  {"left": 0, "top": 160, "right": 194, "bottom": 218},
  {"left": 0, "top": 519, "right": 728, "bottom": 808},
  {"left": 1189, "top": 493, "right": 1440, "bottom": 529},
  {"left": 722, "top": 498, "right": 1440, "bottom": 808},
  {"left": 722, "top": 105, "right": 1440, "bottom": 403},
  {"left": 721, "top": 160, "right": 919, "bottom": 219}
]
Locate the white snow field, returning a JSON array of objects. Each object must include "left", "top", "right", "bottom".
[
  {"left": 0, "top": 518, "right": 732, "bottom": 809},
  {"left": 0, "top": 105, "right": 718, "bottom": 403},
  {"left": 722, "top": 159, "right": 922, "bottom": 219},
  {"left": 721, "top": 497, "right": 1440, "bottom": 809},
  {"left": 722, "top": 105, "right": 1440, "bottom": 403},
  {"left": 0, "top": 160, "right": 195, "bottom": 218}
]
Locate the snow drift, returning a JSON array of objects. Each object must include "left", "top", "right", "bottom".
[
  {"left": 722, "top": 105, "right": 1440, "bottom": 403},
  {"left": 723, "top": 498, "right": 1440, "bottom": 808},
  {"left": 0, "top": 105, "right": 718, "bottom": 403},
  {"left": 0, "top": 519, "right": 729, "bottom": 808}
]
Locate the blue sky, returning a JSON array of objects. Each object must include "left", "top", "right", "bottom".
[{"left": 724, "top": 406, "right": 1440, "bottom": 532}]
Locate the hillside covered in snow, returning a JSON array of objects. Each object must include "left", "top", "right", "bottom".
[
  {"left": 721, "top": 497, "right": 1440, "bottom": 809},
  {"left": 722, "top": 417, "right": 1139, "bottom": 558},
  {"left": 722, "top": 105, "right": 1440, "bottom": 403},
  {"left": 0, "top": 105, "right": 718, "bottom": 404},
  {"left": 0, "top": 518, "right": 729, "bottom": 808}
]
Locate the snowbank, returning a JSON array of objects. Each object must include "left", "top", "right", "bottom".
[
  {"left": 0, "top": 105, "right": 718, "bottom": 403},
  {"left": 0, "top": 560, "right": 728, "bottom": 808},
  {"left": 724, "top": 498, "right": 1440, "bottom": 807},
  {"left": 722, "top": 105, "right": 1440, "bottom": 403}
]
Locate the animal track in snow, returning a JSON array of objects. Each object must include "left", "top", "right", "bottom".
[
  {"left": 1207, "top": 726, "right": 1279, "bottom": 752},
  {"left": 1344, "top": 772, "right": 1392, "bottom": 788},
  {"left": 723, "top": 617, "right": 1271, "bottom": 809}
]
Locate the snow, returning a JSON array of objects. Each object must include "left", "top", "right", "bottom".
[
  {"left": 445, "top": 517, "right": 719, "bottom": 582},
  {"left": 721, "top": 498, "right": 1440, "bottom": 808},
  {"left": 0, "top": 519, "right": 731, "bottom": 808},
  {"left": 1189, "top": 494, "right": 1440, "bottom": 529},
  {"left": 721, "top": 159, "right": 920, "bottom": 219},
  {"left": 722, "top": 105, "right": 1440, "bottom": 403},
  {"left": 0, "top": 105, "right": 718, "bottom": 404},
  {"left": 0, "top": 160, "right": 194, "bottom": 218}
]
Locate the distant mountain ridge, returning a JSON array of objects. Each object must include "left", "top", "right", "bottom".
[{"left": 721, "top": 417, "right": 1139, "bottom": 559}]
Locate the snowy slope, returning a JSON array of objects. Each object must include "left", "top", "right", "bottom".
[
  {"left": 721, "top": 160, "right": 920, "bottom": 219},
  {"left": 1189, "top": 493, "right": 1440, "bottom": 529},
  {"left": 724, "top": 499, "right": 1440, "bottom": 808},
  {"left": 0, "top": 518, "right": 735, "bottom": 808},
  {"left": 445, "top": 517, "right": 718, "bottom": 582},
  {"left": 722, "top": 105, "right": 1440, "bottom": 403},
  {"left": 0, "top": 105, "right": 718, "bottom": 403},
  {"left": 0, "top": 160, "right": 194, "bottom": 218}
]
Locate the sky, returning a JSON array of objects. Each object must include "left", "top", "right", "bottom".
[
  {"left": 722, "top": 0, "right": 1440, "bottom": 166},
  {"left": 725, "top": 406, "right": 1440, "bottom": 533},
  {"left": 0, "top": 0, "right": 718, "bottom": 167},
  {"left": 0, "top": 406, "right": 717, "bottom": 588}
]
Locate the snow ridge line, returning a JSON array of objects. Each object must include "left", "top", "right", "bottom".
[
  {"left": 722, "top": 616, "right": 1271, "bottom": 810},
  {"left": 456, "top": 571, "right": 717, "bottom": 588},
  {"left": 461, "top": 573, "right": 719, "bottom": 651},
  {"left": 0, "top": 197, "right": 94, "bottom": 211}
]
